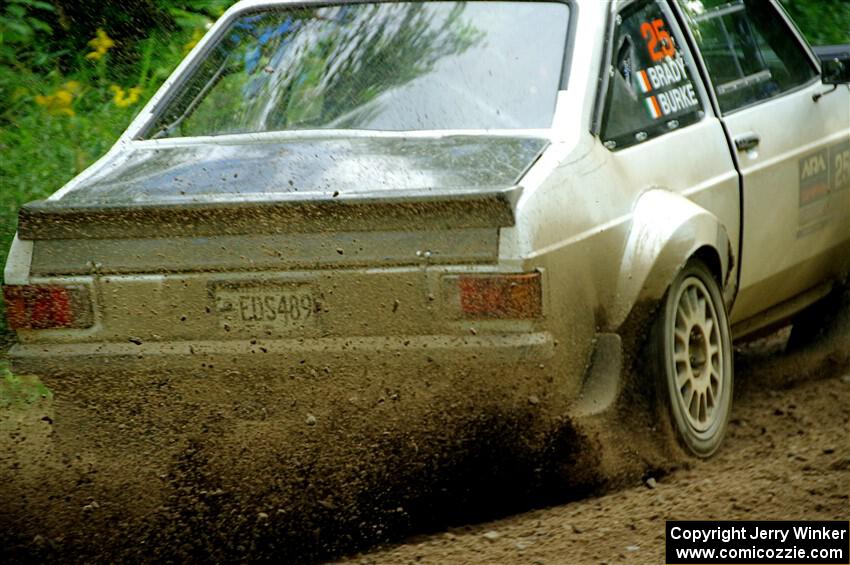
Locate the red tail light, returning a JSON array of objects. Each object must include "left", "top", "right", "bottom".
[
  {"left": 2, "top": 285, "right": 93, "bottom": 330},
  {"left": 454, "top": 272, "right": 543, "bottom": 319}
]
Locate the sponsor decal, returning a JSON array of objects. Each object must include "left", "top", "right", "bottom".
[
  {"left": 641, "top": 18, "right": 676, "bottom": 62},
  {"left": 602, "top": 13, "right": 702, "bottom": 126},
  {"left": 645, "top": 55, "right": 689, "bottom": 89},
  {"left": 637, "top": 69, "right": 652, "bottom": 93},
  {"left": 831, "top": 139, "right": 850, "bottom": 192},
  {"left": 636, "top": 16, "right": 700, "bottom": 121},
  {"left": 644, "top": 95, "right": 663, "bottom": 119},
  {"left": 799, "top": 150, "right": 829, "bottom": 206},
  {"left": 637, "top": 56, "right": 700, "bottom": 120},
  {"left": 798, "top": 139, "right": 850, "bottom": 237},
  {"left": 655, "top": 83, "right": 699, "bottom": 115}
]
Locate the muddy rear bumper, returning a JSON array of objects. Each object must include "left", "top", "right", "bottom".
[{"left": 9, "top": 331, "right": 556, "bottom": 378}]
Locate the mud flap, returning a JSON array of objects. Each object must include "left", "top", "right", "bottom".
[{"left": 572, "top": 333, "right": 624, "bottom": 418}]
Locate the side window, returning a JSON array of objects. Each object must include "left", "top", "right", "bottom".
[
  {"left": 600, "top": 0, "right": 705, "bottom": 150},
  {"left": 678, "top": 0, "right": 818, "bottom": 113}
]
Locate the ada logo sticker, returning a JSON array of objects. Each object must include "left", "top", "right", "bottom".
[
  {"left": 799, "top": 149, "right": 829, "bottom": 206},
  {"left": 801, "top": 153, "right": 827, "bottom": 180},
  {"left": 798, "top": 140, "right": 850, "bottom": 237}
]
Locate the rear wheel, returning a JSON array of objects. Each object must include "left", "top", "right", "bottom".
[{"left": 647, "top": 259, "right": 733, "bottom": 457}]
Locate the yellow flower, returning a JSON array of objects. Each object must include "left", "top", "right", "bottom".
[
  {"left": 86, "top": 29, "right": 115, "bottom": 61},
  {"left": 111, "top": 85, "right": 143, "bottom": 108},
  {"left": 183, "top": 29, "right": 205, "bottom": 54},
  {"left": 126, "top": 86, "right": 143, "bottom": 106},
  {"left": 54, "top": 89, "right": 73, "bottom": 106},
  {"left": 63, "top": 80, "right": 82, "bottom": 94},
  {"left": 35, "top": 84, "right": 78, "bottom": 117}
]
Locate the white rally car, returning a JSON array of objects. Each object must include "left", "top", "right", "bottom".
[{"left": 4, "top": 0, "right": 849, "bottom": 457}]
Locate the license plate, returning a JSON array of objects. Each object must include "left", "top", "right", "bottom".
[{"left": 213, "top": 283, "right": 317, "bottom": 333}]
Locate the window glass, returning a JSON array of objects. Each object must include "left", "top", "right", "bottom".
[
  {"left": 145, "top": 2, "right": 570, "bottom": 138},
  {"left": 677, "top": 0, "right": 818, "bottom": 113},
  {"left": 601, "top": 0, "right": 705, "bottom": 150}
]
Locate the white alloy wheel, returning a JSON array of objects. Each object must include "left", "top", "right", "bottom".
[{"left": 651, "top": 259, "right": 733, "bottom": 457}]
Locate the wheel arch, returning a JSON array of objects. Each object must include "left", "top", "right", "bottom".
[
  {"left": 609, "top": 188, "right": 735, "bottom": 333},
  {"left": 692, "top": 245, "right": 724, "bottom": 287}
]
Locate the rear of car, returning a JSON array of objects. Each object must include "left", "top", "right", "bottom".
[
  {"left": 6, "top": 138, "right": 554, "bottom": 379},
  {"left": 3, "top": 1, "right": 573, "bottom": 397}
]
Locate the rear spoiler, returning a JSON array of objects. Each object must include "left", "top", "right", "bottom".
[{"left": 17, "top": 186, "right": 520, "bottom": 241}]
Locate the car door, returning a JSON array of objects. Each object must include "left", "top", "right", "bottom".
[
  {"left": 593, "top": 0, "right": 742, "bottom": 297},
  {"left": 676, "top": 0, "right": 850, "bottom": 324}
]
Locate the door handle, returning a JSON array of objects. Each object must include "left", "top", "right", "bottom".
[{"left": 734, "top": 133, "right": 761, "bottom": 152}]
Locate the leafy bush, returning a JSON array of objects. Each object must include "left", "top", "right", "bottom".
[
  {"left": 0, "top": 361, "right": 52, "bottom": 408},
  {"left": 0, "top": 1, "right": 232, "bottom": 336},
  {"left": 781, "top": 0, "right": 850, "bottom": 45}
]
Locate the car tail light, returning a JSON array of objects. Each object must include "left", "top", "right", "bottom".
[
  {"left": 2, "top": 285, "right": 93, "bottom": 330},
  {"left": 454, "top": 272, "right": 543, "bottom": 319}
]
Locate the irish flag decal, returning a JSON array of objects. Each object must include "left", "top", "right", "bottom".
[
  {"left": 644, "top": 95, "right": 662, "bottom": 119},
  {"left": 637, "top": 70, "right": 652, "bottom": 93}
]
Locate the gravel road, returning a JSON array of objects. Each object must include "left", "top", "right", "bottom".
[
  {"left": 1, "top": 328, "right": 848, "bottom": 563},
  {"left": 341, "top": 358, "right": 850, "bottom": 564}
]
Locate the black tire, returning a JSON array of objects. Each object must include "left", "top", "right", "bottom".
[{"left": 646, "top": 258, "right": 733, "bottom": 457}]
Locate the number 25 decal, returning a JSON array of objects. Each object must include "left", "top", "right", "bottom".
[{"left": 641, "top": 18, "right": 676, "bottom": 62}]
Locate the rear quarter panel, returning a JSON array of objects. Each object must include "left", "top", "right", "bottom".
[{"left": 500, "top": 0, "right": 739, "bottom": 394}]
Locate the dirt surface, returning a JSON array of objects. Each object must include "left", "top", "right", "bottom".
[
  {"left": 1, "top": 328, "right": 848, "bottom": 563},
  {"left": 342, "top": 354, "right": 850, "bottom": 564}
]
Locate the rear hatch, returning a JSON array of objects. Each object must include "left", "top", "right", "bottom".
[{"left": 13, "top": 135, "right": 548, "bottom": 343}]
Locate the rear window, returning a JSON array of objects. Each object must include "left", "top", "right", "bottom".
[{"left": 144, "top": 1, "right": 571, "bottom": 139}]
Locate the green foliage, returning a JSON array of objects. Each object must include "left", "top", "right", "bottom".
[
  {"left": 0, "top": 361, "right": 52, "bottom": 408},
  {"left": 1, "top": 2, "right": 234, "bottom": 338},
  {"left": 782, "top": 0, "right": 850, "bottom": 45},
  {"left": 0, "top": 0, "right": 56, "bottom": 64},
  {"left": 0, "top": 0, "right": 59, "bottom": 110}
]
